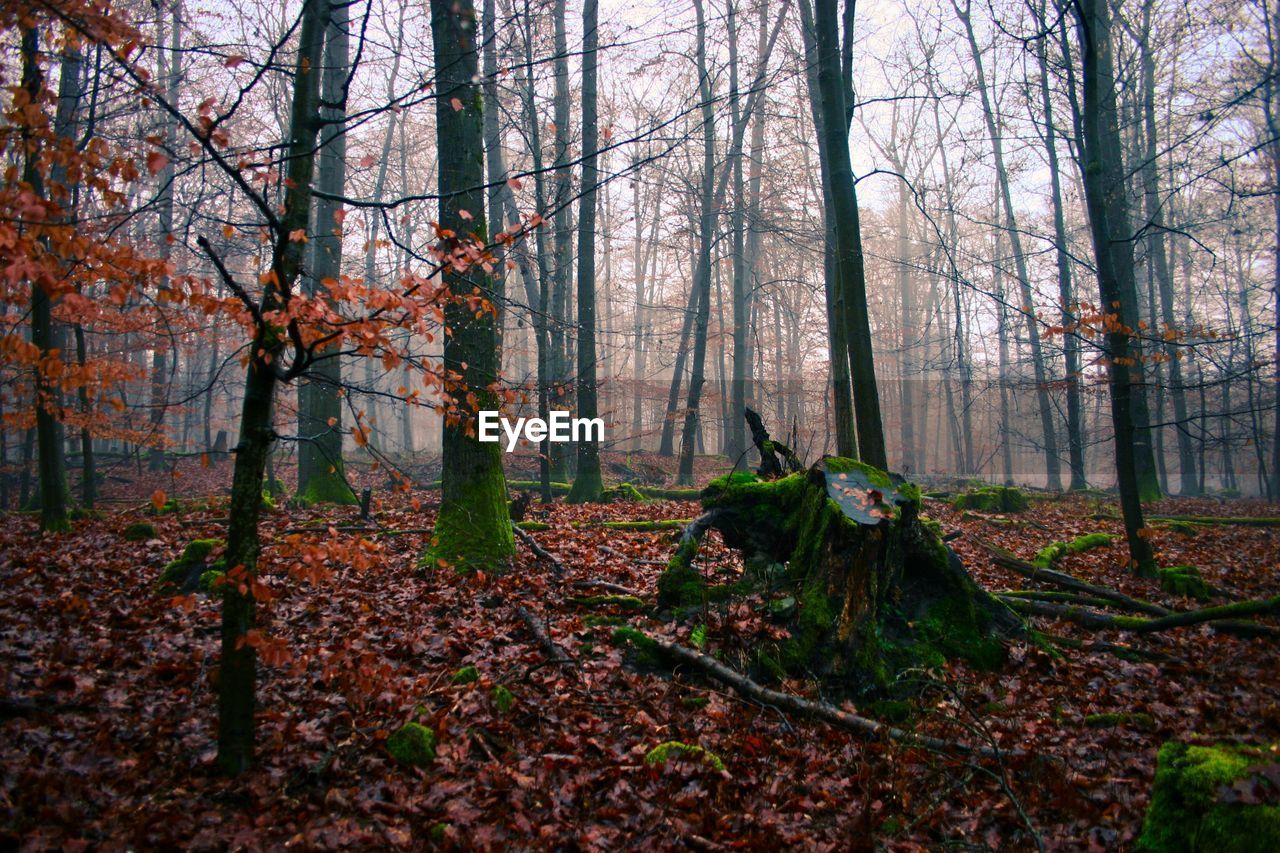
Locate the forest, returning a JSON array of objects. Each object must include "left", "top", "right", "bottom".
[{"left": 0, "top": 0, "right": 1278, "bottom": 845}]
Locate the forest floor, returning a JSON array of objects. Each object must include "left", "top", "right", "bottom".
[{"left": 1, "top": 451, "right": 1278, "bottom": 849}]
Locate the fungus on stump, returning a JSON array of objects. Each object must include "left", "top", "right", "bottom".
[{"left": 657, "top": 458, "right": 1022, "bottom": 693}]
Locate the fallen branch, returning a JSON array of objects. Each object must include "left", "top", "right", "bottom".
[
  {"left": 974, "top": 538, "right": 1168, "bottom": 616},
  {"left": 998, "top": 590, "right": 1127, "bottom": 611},
  {"left": 515, "top": 606, "right": 574, "bottom": 666},
  {"left": 572, "top": 579, "right": 641, "bottom": 596},
  {"left": 1043, "top": 634, "right": 1185, "bottom": 665},
  {"left": 515, "top": 526, "right": 565, "bottom": 574},
  {"left": 1003, "top": 596, "right": 1280, "bottom": 636},
  {"left": 615, "top": 628, "right": 1015, "bottom": 761}
]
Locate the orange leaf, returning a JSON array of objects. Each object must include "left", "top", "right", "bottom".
[
  {"left": 450, "top": 97, "right": 463, "bottom": 112},
  {"left": 146, "top": 151, "right": 169, "bottom": 175},
  {"left": 151, "top": 489, "right": 167, "bottom": 512}
]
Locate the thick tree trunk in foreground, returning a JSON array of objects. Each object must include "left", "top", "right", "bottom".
[
  {"left": 657, "top": 456, "right": 1020, "bottom": 692},
  {"left": 426, "top": 0, "right": 514, "bottom": 571}
]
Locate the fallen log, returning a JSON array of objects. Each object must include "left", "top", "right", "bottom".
[
  {"left": 974, "top": 538, "right": 1169, "bottom": 616},
  {"left": 1002, "top": 596, "right": 1280, "bottom": 636}
]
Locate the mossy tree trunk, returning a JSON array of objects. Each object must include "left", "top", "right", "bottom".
[
  {"left": 658, "top": 459, "right": 1021, "bottom": 694},
  {"left": 426, "top": 0, "right": 514, "bottom": 572}
]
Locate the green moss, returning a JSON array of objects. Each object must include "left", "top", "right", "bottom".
[
  {"left": 181, "top": 539, "right": 223, "bottom": 564},
  {"left": 602, "top": 482, "right": 646, "bottom": 502},
  {"left": 295, "top": 472, "right": 358, "bottom": 506},
  {"left": 917, "top": 597, "right": 1006, "bottom": 671},
  {"left": 868, "top": 699, "right": 914, "bottom": 724},
  {"left": 159, "top": 538, "right": 225, "bottom": 587},
  {"left": 123, "top": 521, "right": 157, "bottom": 542},
  {"left": 386, "top": 722, "right": 437, "bottom": 767},
  {"left": 1085, "top": 712, "right": 1156, "bottom": 731},
  {"left": 1034, "top": 532, "right": 1113, "bottom": 568},
  {"left": 681, "top": 696, "right": 710, "bottom": 710},
  {"left": 505, "top": 480, "right": 571, "bottom": 494},
  {"left": 1138, "top": 741, "right": 1280, "bottom": 852},
  {"left": 952, "top": 485, "right": 1029, "bottom": 514},
  {"left": 582, "top": 614, "right": 624, "bottom": 629},
  {"left": 690, "top": 624, "right": 707, "bottom": 649},
  {"left": 566, "top": 466, "right": 605, "bottom": 504},
  {"left": 572, "top": 594, "right": 648, "bottom": 611},
  {"left": 451, "top": 665, "right": 480, "bottom": 685},
  {"left": 423, "top": 452, "right": 515, "bottom": 573},
  {"left": 429, "top": 823, "right": 449, "bottom": 844},
  {"left": 1164, "top": 519, "right": 1200, "bottom": 536},
  {"left": 779, "top": 580, "right": 837, "bottom": 671},
  {"left": 516, "top": 520, "right": 550, "bottom": 531},
  {"left": 644, "top": 741, "right": 725, "bottom": 772},
  {"left": 1160, "top": 566, "right": 1212, "bottom": 602},
  {"left": 492, "top": 685, "right": 515, "bottom": 715},
  {"left": 821, "top": 457, "right": 893, "bottom": 488},
  {"left": 656, "top": 532, "right": 706, "bottom": 608},
  {"left": 198, "top": 569, "right": 226, "bottom": 594},
  {"left": 610, "top": 626, "right": 669, "bottom": 667},
  {"left": 595, "top": 519, "right": 687, "bottom": 531}
]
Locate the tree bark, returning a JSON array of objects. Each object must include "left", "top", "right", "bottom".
[
  {"left": 1071, "top": 0, "right": 1158, "bottom": 575},
  {"left": 427, "top": 0, "right": 515, "bottom": 570},
  {"left": 297, "top": 0, "right": 355, "bottom": 505},
  {"left": 567, "top": 0, "right": 603, "bottom": 502}
]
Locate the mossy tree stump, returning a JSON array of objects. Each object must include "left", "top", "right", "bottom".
[{"left": 656, "top": 458, "right": 1022, "bottom": 694}]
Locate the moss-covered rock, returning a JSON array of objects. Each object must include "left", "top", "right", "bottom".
[
  {"left": 158, "top": 538, "right": 225, "bottom": 591},
  {"left": 386, "top": 722, "right": 437, "bottom": 767},
  {"left": 953, "top": 486, "right": 1029, "bottom": 514},
  {"left": 1138, "top": 740, "right": 1280, "bottom": 852},
  {"left": 644, "top": 741, "right": 725, "bottom": 772},
  {"left": 123, "top": 521, "right": 157, "bottom": 542},
  {"left": 198, "top": 568, "right": 226, "bottom": 595},
  {"left": 1160, "top": 566, "right": 1212, "bottom": 602}
]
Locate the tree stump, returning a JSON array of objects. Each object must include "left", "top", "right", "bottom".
[{"left": 656, "top": 458, "right": 1022, "bottom": 694}]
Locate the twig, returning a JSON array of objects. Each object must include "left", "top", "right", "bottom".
[
  {"left": 623, "top": 629, "right": 1017, "bottom": 760},
  {"left": 515, "top": 526, "right": 565, "bottom": 574},
  {"left": 572, "top": 579, "right": 640, "bottom": 596},
  {"left": 515, "top": 606, "right": 574, "bottom": 667}
]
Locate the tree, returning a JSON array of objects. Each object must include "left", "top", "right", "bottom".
[
  {"left": 811, "top": 0, "right": 886, "bottom": 469},
  {"left": 426, "top": 0, "right": 515, "bottom": 570},
  {"left": 567, "top": 0, "right": 604, "bottom": 503},
  {"left": 1070, "top": 0, "right": 1158, "bottom": 575},
  {"left": 297, "top": 0, "right": 356, "bottom": 506}
]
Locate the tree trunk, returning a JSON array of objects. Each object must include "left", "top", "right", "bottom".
[
  {"left": 1032, "top": 1, "right": 1088, "bottom": 490},
  {"left": 297, "top": 0, "right": 355, "bottom": 505},
  {"left": 956, "top": 0, "right": 1062, "bottom": 491},
  {"left": 548, "top": 0, "right": 572, "bottom": 483},
  {"left": 217, "top": 0, "right": 328, "bottom": 775},
  {"left": 567, "top": 0, "right": 603, "bottom": 502},
  {"left": 813, "top": 0, "right": 886, "bottom": 469},
  {"left": 148, "top": 3, "right": 182, "bottom": 471},
  {"left": 21, "top": 27, "right": 69, "bottom": 532},
  {"left": 426, "top": 0, "right": 515, "bottom": 570},
  {"left": 675, "top": 0, "right": 717, "bottom": 487},
  {"left": 1072, "top": 0, "right": 1158, "bottom": 575}
]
